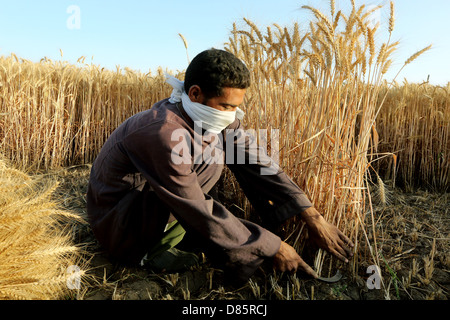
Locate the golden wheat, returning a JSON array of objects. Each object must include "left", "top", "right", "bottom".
[
  {"left": 404, "top": 45, "right": 433, "bottom": 66},
  {"left": 376, "top": 81, "right": 449, "bottom": 191},
  {"left": 0, "top": 159, "right": 90, "bottom": 299},
  {"left": 389, "top": 1, "right": 395, "bottom": 34},
  {"left": 0, "top": 56, "right": 173, "bottom": 170},
  {"left": 223, "top": 0, "right": 440, "bottom": 278}
]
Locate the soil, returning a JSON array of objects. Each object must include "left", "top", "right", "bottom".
[{"left": 53, "top": 165, "right": 449, "bottom": 301}]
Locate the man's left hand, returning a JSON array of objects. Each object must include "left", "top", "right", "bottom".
[{"left": 301, "top": 207, "right": 354, "bottom": 263}]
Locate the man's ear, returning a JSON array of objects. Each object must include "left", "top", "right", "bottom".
[{"left": 187, "top": 85, "right": 204, "bottom": 103}]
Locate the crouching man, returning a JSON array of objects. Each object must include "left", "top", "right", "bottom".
[{"left": 86, "top": 49, "right": 353, "bottom": 283}]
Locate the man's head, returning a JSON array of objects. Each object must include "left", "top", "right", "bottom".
[{"left": 184, "top": 49, "right": 250, "bottom": 111}]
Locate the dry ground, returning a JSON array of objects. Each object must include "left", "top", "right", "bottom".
[{"left": 52, "top": 165, "right": 449, "bottom": 301}]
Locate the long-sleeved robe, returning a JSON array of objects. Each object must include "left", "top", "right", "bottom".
[{"left": 86, "top": 98, "right": 313, "bottom": 279}]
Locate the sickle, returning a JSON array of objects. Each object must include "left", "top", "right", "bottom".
[{"left": 317, "top": 270, "right": 343, "bottom": 283}]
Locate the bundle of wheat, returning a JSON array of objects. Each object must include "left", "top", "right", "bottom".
[{"left": 0, "top": 159, "right": 88, "bottom": 299}]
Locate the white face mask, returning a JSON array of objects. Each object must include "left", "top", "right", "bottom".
[{"left": 165, "top": 74, "right": 244, "bottom": 134}]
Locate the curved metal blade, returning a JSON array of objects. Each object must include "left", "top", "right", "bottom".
[{"left": 317, "top": 270, "right": 343, "bottom": 283}]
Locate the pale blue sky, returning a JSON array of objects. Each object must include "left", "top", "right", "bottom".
[{"left": 0, "top": 0, "right": 448, "bottom": 85}]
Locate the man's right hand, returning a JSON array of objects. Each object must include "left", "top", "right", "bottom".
[{"left": 273, "top": 241, "right": 318, "bottom": 279}]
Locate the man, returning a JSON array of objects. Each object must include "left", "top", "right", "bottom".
[{"left": 87, "top": 49, "right": 353, "bottom": 283}]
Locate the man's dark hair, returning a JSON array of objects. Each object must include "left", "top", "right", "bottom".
[{"left": 184, "top": 49, "right": 251, "bottom": 99}]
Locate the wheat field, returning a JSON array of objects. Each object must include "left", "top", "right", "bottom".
[{"left": 0, "top": 0, "right": 448, "bottom": 299}]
